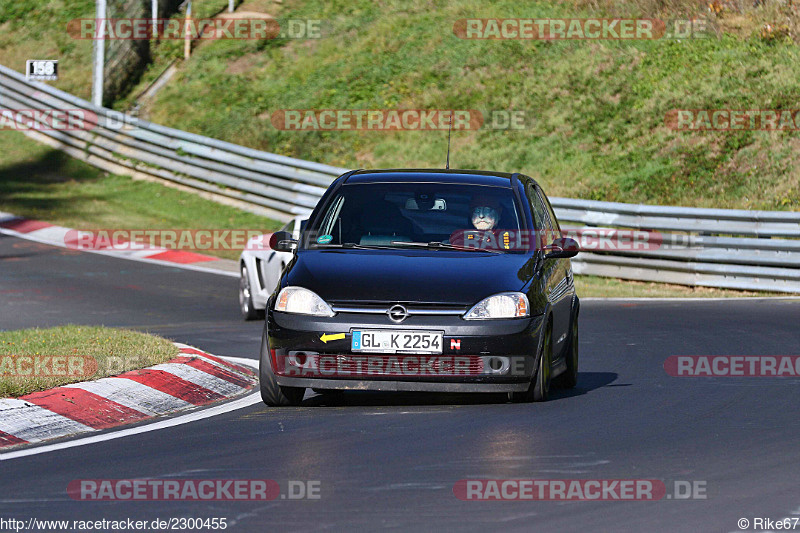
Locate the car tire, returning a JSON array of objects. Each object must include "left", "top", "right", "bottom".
[
  {"left": 554, "top": 314, "right": 578, "bottom": 389},
  {"left": 239, "top": 264, "right": 263, "bottom": 321},
  {"left": 259, "top": 330, "right": 305, "bottom": 406},
  {"left": 509, "top": 321, "right": 552, "bottom": 403}
]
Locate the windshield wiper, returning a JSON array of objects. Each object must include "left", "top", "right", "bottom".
[
  {"left": 390, "top": 241, "right": 502, "bottom": 253},
  {"left": 314, "top": 242, "right": 401, "bottom": 250}
]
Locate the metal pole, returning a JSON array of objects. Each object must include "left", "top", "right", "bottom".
[
  {"left": 152, "top": 0, "right": 158, "bottom": 39},
  {"left": 91, "top": 0, "right": 106, "bottom": 107},
  {"left": 229, "top": 0, "right": 234, "bottom": 13},
  {"left": 184, "top": 0, "right": 192, "bottom": 60}
]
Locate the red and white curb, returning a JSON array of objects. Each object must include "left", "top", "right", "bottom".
[
  {"left": 0, "top": 343, "right": 257, "bottom": 449},
  {"left": 0, "top": 211, "right": 237, "bottom": 277}
]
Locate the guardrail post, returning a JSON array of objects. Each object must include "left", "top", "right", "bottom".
[
  {"left": 184, "top": 1, "right": 192, "bottom": 61},
  {"left": 92, "top": 0, "right": 107, "bottom": 107},
  {"left": 152, "top": 0, "right": 158, "bottom": 40}
]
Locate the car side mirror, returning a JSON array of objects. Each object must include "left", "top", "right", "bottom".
[
  {"left": 543, "top": 237, "right": 579, "bottom": 259},
  {"left": 270, "top": 231, "right": 297, "bottom": 252}
]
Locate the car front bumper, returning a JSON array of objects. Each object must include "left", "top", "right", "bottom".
[{"left": 265, "top": 309, "right": 545, "bottom": 393}]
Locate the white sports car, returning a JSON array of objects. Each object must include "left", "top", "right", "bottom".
[{"left": 239, "top": 216, "right": 303, "bottom": 320}]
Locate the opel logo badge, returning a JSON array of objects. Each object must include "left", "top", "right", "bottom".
[{"left": 387, "top": 304, "right": 408, "bottom": 323}]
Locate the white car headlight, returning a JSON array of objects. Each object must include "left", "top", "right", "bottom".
[
  {"left": 275, "top": 287, "right": 335, "bottom": 317},
  {"left": 463, "top": 292, "right": 529, "bottom": 320}
]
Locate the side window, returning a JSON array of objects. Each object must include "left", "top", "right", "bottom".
[
  {"left": 525, "top": 182, "right": 547, "bottom": 231},
  {"left": 536, "top": 186, "right": 561, "bottom": 240},
  {"left": 525, "top": 181, "right": 550, "bottom": 248}
]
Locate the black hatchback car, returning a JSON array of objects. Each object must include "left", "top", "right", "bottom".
[{"left": 260, "top": 169, "right": 579, "bottom": 406}]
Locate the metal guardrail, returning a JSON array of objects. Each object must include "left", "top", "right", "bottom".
[
  {"left": 549, "top": 198, "right": 800, "bottom": 293},
  {"left": 0, "top": 64, "right": 345, "bottom": 222},
  {"left": 550, "top": 197, "right": 800, "bottom": 238},
  {"left": 2, "top": 63, "right": 800, "bottom": 293}
]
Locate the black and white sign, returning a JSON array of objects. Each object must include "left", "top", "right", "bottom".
[{"left": 26, "top": 60, "right": 58, "bottom": 81}]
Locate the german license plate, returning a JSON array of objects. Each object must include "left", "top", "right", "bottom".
[{"left": 352, "top": 330, "right": 443, "bottom": 354}]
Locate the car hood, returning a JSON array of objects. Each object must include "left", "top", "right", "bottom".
[{"left": 285, "top": 249, "right": 534, "bottom": 306}]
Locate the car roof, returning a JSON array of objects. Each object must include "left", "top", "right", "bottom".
[{"left": 345, "top": 169, "right": 519, "bottom": 188}]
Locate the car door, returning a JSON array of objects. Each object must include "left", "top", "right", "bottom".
[
  {"left": 538, "top": 186, "right": 576, "bottom": 304},
  {"left": 531, "top": 184, "right": 572, "bottom": 359},
  {"left": 523, "top": 179, "right": 557, "bottom": 316}
]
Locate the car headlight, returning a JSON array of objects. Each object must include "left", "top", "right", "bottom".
[
  {"left": 463, "top": 292, "right": 529, "bottom": 320},
  {"left": 275, "top": 287, "right": 335, "bottom": 317}
]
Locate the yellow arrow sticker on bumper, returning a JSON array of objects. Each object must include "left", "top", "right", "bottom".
[{"left": 320, "top": 333, "right": 346, "bottom": 343}]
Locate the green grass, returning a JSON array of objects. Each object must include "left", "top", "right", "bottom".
[
  {"left": 0, "top": 325, "right": 178, "bottom": 397},
  {"left": 0, "top": 0, "right": 234, "bottom": 101},
  {"left": 0, "top": 130, "right": 283, "bottom": 259},
  {"left": 123, "top": 0, "right": 800, "bottom": 211},
  {"left": 0, "top": 0, "right": 96, "bottom": 99},
  {"left": 3, "top": 0, "right": 799, "bottom": 210}
]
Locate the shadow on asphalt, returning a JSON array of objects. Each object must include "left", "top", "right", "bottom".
[
  {"left": 0, "top": 231, "right": 50, "bottom": 259},
  {"left": 0, "top": 149, "right": 104, "bottom": 217},
  {"left": 296, "top": 371, "right": 619, "bottom": 407}
]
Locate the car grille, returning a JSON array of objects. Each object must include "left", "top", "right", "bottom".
[{"left": 328, "top": 301, "right": 468, "bottom": 316}]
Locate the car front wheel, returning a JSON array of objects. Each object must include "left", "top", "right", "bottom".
[
  {"left": 554, "top": 315, "right": 578, "bottom": 389},
  {"left": 509, "top": 321, "right": 552, "bottom": 403},
  {"left": 259, "top": 329, "right": 305, "bottom": 406}
]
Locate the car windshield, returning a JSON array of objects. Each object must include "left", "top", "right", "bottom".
[{"left": 307, "top": 182, "right": 523, "bottom": 251}]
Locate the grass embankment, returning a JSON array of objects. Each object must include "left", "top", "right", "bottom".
[
  {"left": 0, "top": 130, "right": 282, "bottom": 260},
  {"left": 129, "top": 0, "right": 800, "bottom": 211},
  {"left": 4, "top": 0, "right": 800, "bottom": 209},
  {"left": 0, "top": 325, "right": 178, "bottom": 397},
  {"left": 0, "top": 0, "right": 95, "bottom": 99},
  {"left": 0, "top": 0, "right": 232, "bottom": 100}
]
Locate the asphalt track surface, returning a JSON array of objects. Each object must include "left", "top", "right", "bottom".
[{"left": 1, "top": 232, "right": 799, "bottom": 532}]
